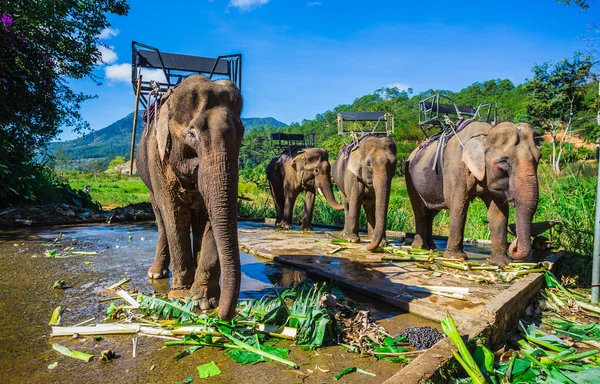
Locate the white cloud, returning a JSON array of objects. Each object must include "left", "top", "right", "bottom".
[
  {"left": 98, "top": 27, "right": 119, "bottom": 40},
  {"left": 229, "top": 0, "right": 269, "bottom": 11},
  {"left": 104, "top": 63, "right": 168, "bottom": 85},
  {"left": 308, "top": 1, "right": 321, "bottom": 6},
  {"left": 387, "top": 83, "right": 411, "bottom": 91},
  {"left": 97, "top": 45, "right": 118, "bottom": 64},
  {"left": 105, "top": 63, "right": 130, "bottom": 84}
]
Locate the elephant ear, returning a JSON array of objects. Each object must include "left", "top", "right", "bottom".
[
  {"left": 462, "top": 135, "right": 487, "bottom": 181},
  {"left": 156, "top": 99, "right": 171, "bottom": 162},
  {"left": 291, "top": 150, "right": 306, "bottom": 171}
]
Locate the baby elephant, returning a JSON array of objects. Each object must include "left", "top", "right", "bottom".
[
  {"left": 266, "top": 147, "right": 343, "bottom": 230},
  {"left": 333, "top": 135, "right": 397, "bottom": 251}
]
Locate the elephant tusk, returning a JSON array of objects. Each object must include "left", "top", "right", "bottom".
[{"left": 317, "top": 187, "right": 324, "bottom": 197}]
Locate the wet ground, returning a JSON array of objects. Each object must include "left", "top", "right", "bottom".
[
  {"left": 0, "top": 222, "right": 438, "bottom": 384},
  {"left": 238, "top": 223, "right": 525, "bottom": 321}
]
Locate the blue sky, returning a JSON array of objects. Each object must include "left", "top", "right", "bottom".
[{"left": 59, "top": 0, "right": 595, "bottom": 141}]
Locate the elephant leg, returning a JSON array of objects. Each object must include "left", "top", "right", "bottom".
[
  {"left": 268, "top": 177, "right": 284, "bottom": 225},
  {"left": 363, "top": 200, "right": 386, "bottom": 246},
  {"left": 407, "top": 174, "right": 429, "bottom": 250},
  {"left": 301, "top": 190, "right": 315, "bottom": 231},
  {"left": 425, "top": 209, "right": 439, "bottom": 250},
  {"left": 482, "top": 196, "right": 512, "bottom": 266},
  {"left": 280, "top": 191, "right": 298, "bottom": 229},
  {"left": 191, "top": 222, "right": 221, "bottom": 310},
  {"left": 160, "top": 202, "right": 195, "bottom": 300},
  {"left": 148, "top": 194, "right": 170, "bottom": 279},
  {"left": 342, "top": 190, "right": 361, "bottom": 243},
  {"left": 444, "top": 198, "right": 469, "bottom": 260}
]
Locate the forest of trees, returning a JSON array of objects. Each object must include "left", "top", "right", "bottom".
[{"left": 240, "top": 69, "right": 599, "bottom": 179}]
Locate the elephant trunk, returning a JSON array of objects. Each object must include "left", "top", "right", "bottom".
[
  {"left": 508, "top": 174, "right": 538, "bottom": 260},
  {"left": 366, "top": 170, "right": 391, "bottom": 252},
  {"left": 202, "top": 153, "right": 241, "bottom": 320},
  {"left": 315, "top": 173, "right": 344, "bottom": 211}
]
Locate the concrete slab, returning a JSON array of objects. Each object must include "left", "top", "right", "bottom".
[{"left": 238, "top": 221, "right": 561, "bottom": 383}]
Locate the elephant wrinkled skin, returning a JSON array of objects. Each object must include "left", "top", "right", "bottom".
[
  {"left": 266, "top": 147, "right": 343, "bottom": 230},
  {"left": 406, "top": 121, "right": 541, "bottom": 266},
  {"left": 136, "top": 75, "right": 244, "bottom": 320},
  {"left": 332, "top": 136, "right": 397, "bottom": 252}
]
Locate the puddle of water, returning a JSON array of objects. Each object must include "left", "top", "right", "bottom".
[{"left": 0, "top": 222, "right": 438, "bottom": 383}]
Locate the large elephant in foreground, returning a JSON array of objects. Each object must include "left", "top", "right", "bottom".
[
  {"left": 406, "top": 121, "right": 541, "bottom": 266},
  {"left": 136, "top": 75, "right": 244, "bottom": 320},
  {"left": 332, "top": 135, "right": 397, "bottom": 251},
  {"left": 266, "top": 147, "right": 343, "bottom": 230}
]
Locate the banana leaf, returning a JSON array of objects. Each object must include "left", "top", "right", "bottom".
[
  {"left": 137, "top": 295, "right": 198, "bottom": 323},
  {"left": 196, "top": 361, "right": 221, "bottom": 378}
]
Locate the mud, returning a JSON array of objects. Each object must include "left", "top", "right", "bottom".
[{"left": 0, "top": 222, "right": 436, "bottom": 383}]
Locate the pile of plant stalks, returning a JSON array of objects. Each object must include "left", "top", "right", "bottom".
[
  {"left": 377, "top": 245, "right": 551, "bottom": 284},
  {"left": 442, "top": 271, "right": 600, "bottom": 383},
  {"left": 50, "top": 280, "right": 415, "bottom": 370}
]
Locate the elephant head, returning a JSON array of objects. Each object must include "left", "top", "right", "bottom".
[
  {"left": 462, "top": 122, "right": 541, "bottom": 260},
  {"left": 356, "top": 136, "right": 398, "bottom": 251},
  {"left": 291, "top": 148, "right": 343, "bottom": 210},
  {"left": 156, "top": 75, "right": 244, "bottom": 320}
]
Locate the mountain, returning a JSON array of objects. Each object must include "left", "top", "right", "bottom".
[
  {"left": 48, "top": 114, "right": 286, "bottom": 161},
  {"left": 242, "top": 117, "right": 286, "bottom": 130}
]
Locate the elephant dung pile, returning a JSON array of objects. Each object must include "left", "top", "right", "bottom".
[{"left": 48, "top": 280, "right": 418, "bottom": 374}]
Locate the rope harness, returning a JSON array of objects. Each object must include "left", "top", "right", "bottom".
[
  {"left": 142, "top": 81, "right": 178, "bottom": 137},
  {"left": 417, "top": 118, "right": 476, "bottom": 171},
  {"left": 338, "top": 132, "right": 374, "bottom": 160}
]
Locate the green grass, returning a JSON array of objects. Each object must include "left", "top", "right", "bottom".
[{"left": 63, "top": 170, "right": 150, "bottom": 209}]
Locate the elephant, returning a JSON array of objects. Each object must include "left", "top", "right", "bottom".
[
  {"left": 405, "top": 121, "right": 541, "bottom": 266},
  {"left": 266, "top": 147, "right": 343, "bottom": 230},
  {"left": 332, "top": 135, "right": 397, "bottom": 252},
  {"left": 136, "top": 75, "right": 244, "bottom": 320}
]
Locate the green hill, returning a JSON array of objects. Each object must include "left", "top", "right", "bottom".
[{"left": 48, "top": 114, "right": 286, "bottom": 161}]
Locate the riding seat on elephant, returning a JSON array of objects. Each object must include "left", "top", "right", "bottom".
[
  {"left": 332, "top": 134, "right": 397, "bottom": 252},
  {"left": 266, "top": 146, "right": 343, "bottom": 230},
  {"left": 405, "top": 120, "right": 541, "bottom": 266},
  {"left": 136, "top": 75, "right": 244, "bottom": 320}
]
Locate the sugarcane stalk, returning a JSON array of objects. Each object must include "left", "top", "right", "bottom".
[
  {"left": 559, "top": 349, "right": 599, "bottom": 362},
  {"left": 440, "top": 261, "right": 469, "bottom": 271},
  {"left": 516, "top": 268, "right": 546, "bottom": 276},
  {"left": 221, "top": 333, "right": 298, "bottom": 368},
  {"left": 524, "top": 335, "right": 566, "bottom": 352}
]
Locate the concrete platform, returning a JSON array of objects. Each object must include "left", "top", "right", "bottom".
[{"left": 238, "top": 221, "right": 560, "bottom": 383}]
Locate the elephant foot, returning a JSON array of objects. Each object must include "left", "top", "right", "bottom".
[
  {"left": 341, "top": 232, "right": 360, "bottom": 243},
  {"left": 148, "top": 264, "right": 169, "bottom": 279},
  {"left": 489, "top": 253, "right": 514, "bottom": 267},
  {"left": 277, "top": 222, "right": 293, "bottom": 230},
  {"left": 300, "top": 224, "right": 313, "bottom": 231},
  {"left": 191, "top": 283, "right": 220, "bottom": 310},
  {"left": 167, "top": 286, "right": 192, "bottom": 300},
  {"left": 411, "top": 235, "right": 428, "bottom": 250},
  {"left": 443, "top": 248, "right": 468, "bottom": 260},
  {"left": 378, "top": 238, "right": 388, "bottom": 247}
]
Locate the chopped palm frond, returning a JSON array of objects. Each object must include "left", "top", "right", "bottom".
[
  {"left": 137, "top": 295, "right": 198, "bottom": 323},
  {"left": 52, "top": 343, "right": 93, "bottom": 362},
  {"left": 48, "top": 306, "right": 62, "bottom": 326}
]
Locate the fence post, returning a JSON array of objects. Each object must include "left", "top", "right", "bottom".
[{"left": 594, "top": 80, "right": 600, "bottom": 304}]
